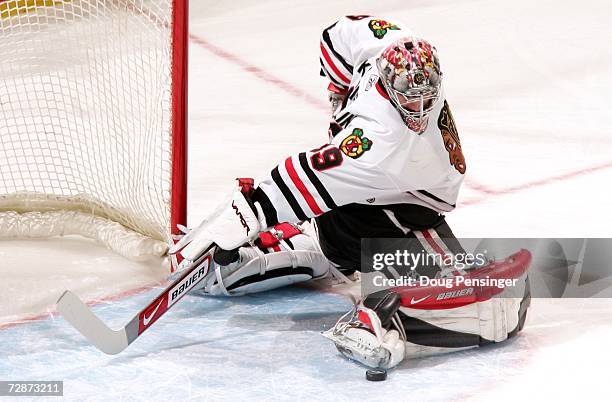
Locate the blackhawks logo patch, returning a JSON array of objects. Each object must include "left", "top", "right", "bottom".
[
  {"left": 368, "top": 19, "right": 400, "bottom": 39},
  {"left": 340, "top": 128, "right": 373, "bottom": 159},
  {"left": 437, "top": 100, "right": 466, "bottom": 174}
]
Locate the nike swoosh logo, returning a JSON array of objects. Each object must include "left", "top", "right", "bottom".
[
  {"left": 410, "top": 295, "right": 430, "bottom": 305},
  {"left": 143, "top": 299, "right": 164, "bottom": 326}
]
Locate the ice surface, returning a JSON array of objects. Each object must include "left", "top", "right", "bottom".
[
  {"left": 2, "top": 0, "right": 612, "bottom": 400},
  {"left": 2, "top": 290, "right": 612, "bottom": 401}
]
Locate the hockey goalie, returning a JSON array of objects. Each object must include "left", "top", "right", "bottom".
[{"left": 171, "top": 16, "right": 531, "bottom": 370}]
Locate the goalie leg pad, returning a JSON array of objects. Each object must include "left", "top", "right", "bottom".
[
  {"left": 323, "top": 250, "right": 532, "bottom": 367},
  {"left": 197, "top": 231, "right": 334, "bottom": 296},
  {"left": 397, "top": 270, "right": 531, "bottom": 358}
]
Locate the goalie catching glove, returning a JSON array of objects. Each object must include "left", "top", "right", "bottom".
[{"left": 170, "top": 179, "right": 265, "bottom": 267}]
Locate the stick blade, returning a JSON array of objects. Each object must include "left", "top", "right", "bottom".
[{"left": 56, "top": 290, "right": 128, "bottom": 355}]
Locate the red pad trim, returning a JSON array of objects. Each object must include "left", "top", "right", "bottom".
[
  {"left": 258, "top": 223, "right": 302, "bottom": 248},
  {"left": 259, "top": 231, "right": 279, "bottom": 248},
  {"left": 274, "top": 222, "right": 301, "bottom": 239},
  {"left": 237, "top": 177, "right": 255, "bottom": 196},
  {"left": 284, "top": 157, "right": 324, "bottom": 216},
  {"left": 394, "top": 249, "right": 532, "bottom": 310},
  {"left": 357, "top": 310, "right": 374, "bottom": 332},
  {"left": 320, "top": 42, "right": 350, "bottom": 85}
]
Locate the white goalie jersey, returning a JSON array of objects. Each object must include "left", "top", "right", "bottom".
[
  {"left": 252, "top": 16, "right": 466, "bottom": 228},
  {"left": 319, "top": 15, "right": 412, "bottom": 90}
]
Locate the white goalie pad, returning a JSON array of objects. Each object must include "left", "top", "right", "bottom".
[
  {"left": 191, "top": 224, "right": 336, "bottom": 296},
  {"left": 201, "top": 241, "right": 334, "bottom": 296}
]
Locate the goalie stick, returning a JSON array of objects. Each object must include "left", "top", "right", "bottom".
[{"left": 56, "top": 245, "right": 215, "bottom": 355}]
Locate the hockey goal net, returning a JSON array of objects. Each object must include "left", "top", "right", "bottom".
[{"left": 0, "top": 0, "right": 187, "bottom": 260}]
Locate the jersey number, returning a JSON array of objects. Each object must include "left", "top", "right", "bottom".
[{"left": 311, "top": 147, "right": 343, "bottom": 171}]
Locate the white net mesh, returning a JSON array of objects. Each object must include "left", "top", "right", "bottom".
[{"left": 0, "top": 0, "right": 181, "bottom": 257}]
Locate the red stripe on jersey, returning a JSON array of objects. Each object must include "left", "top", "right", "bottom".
[
  {"left": 284, "top": 157, "right": 324, "bottom": 216},
  {"left": 320, "top": 42, "right": 350, "bottom": 85},
  {"left": 421, "top": 230, "right": 451, "bottom": 266},
  {"left": 376, "top": 81, "right": 390, "bottom": 100},
  {"left": 421, "top": 230, "right": 445, "bottom": 254}
]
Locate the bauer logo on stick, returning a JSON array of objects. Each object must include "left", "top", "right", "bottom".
[{"left": 168, "top": 256, "right": 211, "bottom": 307}]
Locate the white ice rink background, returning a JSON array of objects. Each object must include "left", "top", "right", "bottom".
[{"left": 2, "top": 0, "right": 612, "bottom": 400}]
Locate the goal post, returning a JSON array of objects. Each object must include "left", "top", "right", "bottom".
[
  {"left": 0, "top": 0, "right": 188, "bottom": 261},
  {"left": 170, "top": 0, "right": 188, "bottom": 249}
]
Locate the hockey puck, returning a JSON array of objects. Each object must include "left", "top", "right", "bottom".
[{"left": 365, "top": 368, "right": 387, "bottom": 381}]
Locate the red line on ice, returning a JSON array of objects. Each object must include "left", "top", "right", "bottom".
[
  {"left": 189, "top": 34, "right": 328, "bottom": 112},
  {"left": 0, "top": 282, "right": 162, "bottom": 331},
  {"left": 462, "top": 159, "right": 612, "bottom": 206}
]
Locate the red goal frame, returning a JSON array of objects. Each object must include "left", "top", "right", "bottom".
[{"left": 171, "top": 0, "right": 188, "bottom": 235}]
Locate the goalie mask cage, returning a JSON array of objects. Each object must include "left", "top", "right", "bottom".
[{"left": 0, "top": 0, "right": 188, "bottom": 260}]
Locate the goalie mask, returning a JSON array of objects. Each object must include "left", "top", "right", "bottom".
[{"left": 376, "top": 37, "right": 442, "bottom": 133}]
